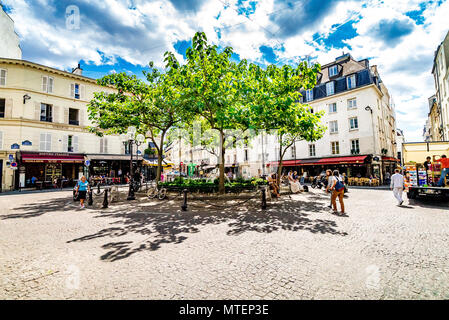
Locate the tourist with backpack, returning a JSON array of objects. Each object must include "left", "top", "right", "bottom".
[{"left": 329, "top": 170, "right": 345, "bottom": 215}]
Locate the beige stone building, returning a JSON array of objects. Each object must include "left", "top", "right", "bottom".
[
  {"left": 169, "top": 54, "right": 398, "bottom": 182},
  {"left": 428, "top": 32, "right": 449, "bottom": 141},
  {"left": 0, "top": 58, "right": 144, "bottom": 191}
]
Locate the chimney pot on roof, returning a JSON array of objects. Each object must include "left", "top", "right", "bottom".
[{"left": 72, "top": 63, "right": 83, "bottom": 76}]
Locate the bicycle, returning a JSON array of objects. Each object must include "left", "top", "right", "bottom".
[{"left": 147, "top": 184, "right": 167, "bottom": 200}]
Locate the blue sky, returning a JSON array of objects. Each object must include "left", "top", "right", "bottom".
[{"left": 2, "top": 0, "right": 449, "bottom": 141}]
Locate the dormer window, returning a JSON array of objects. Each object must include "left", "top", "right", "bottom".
[
  {"left": 306, "top": 89, "right": 313, "bottom": 102},
  {"left": 329, "top": 65, "right": 338, "bottom": 77},
  {"left": 326, "top": 82, "right": 335, "bottom": 96},
  {"left": 347, "top": 74, "right": 356, "bottom": 89}
]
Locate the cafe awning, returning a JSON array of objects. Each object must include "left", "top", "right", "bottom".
[
  {"left": 86, "top": 154, "right": 137, "bottom": 161},
  {"left": 270, "top": 155, "right": 369, "bottom": 166},
  {"left": 21, "top": 152, "right": 84, "bottom": 163},
  {"left": 142, "top": 159, "right": 173, "bottom": 167}
]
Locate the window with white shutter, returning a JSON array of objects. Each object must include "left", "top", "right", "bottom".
[
  {"left": 73, "top": 136, "right": 79, "bottom": 153},
  {"left": 42, "top": 76, "right": 48, "bottom": 92},
  {"left": 48, "top": 77, "right": 54, "bottom": 93},
  {"left": 0, "top": 69, "right": 6, "bottom": 86},
  {"left": 40, "top": 133, "right": 51, "bottom": 151},
  {"left": 0, "top": 131, "right": 3, "bottom": 149}
]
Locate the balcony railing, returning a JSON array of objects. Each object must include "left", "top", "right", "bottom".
[
  {"left": 40, "top": 116, "right": 52, "bottom": 122},
  {"left": 69, "top": 119, "right": 79, "bottom": 125},
  {"left": 350, "top": 149, "right": 360, "bottom": 155}
]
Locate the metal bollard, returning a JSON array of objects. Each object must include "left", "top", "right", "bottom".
[
  {"left": 261, "top": 187, "right": 267, "bottom": 210},
  {"left": 102, "top": 188, "right": 109, "bottom": 209},
  {"left": 181, "top": 189, "right": 188, "bottom": 211},
  {"left": 97, "top": 183, "right": 101, "bottom": 194},
  {"left": 88, "top": 190, "right": 93, "bottom": 206}
]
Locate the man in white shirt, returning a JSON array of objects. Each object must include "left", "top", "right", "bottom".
[{"left": 390, "top": 168, "right": 405, "bottom": 206}]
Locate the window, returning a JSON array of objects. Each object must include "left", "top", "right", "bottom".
[
  {"left": 331, "top": 141, "right": 339, "bottom": 155},
  {"left": 68, "top": 135, "right": 73, "bottom": 152},
  {"left": 42, "top": 76, "right": 54, "bottom": 93},
  {"left": 69, "top": 108, "right": 79, "bottom": 125},
  {"left": 347, "top": 98, "right": 357, "bottom": 109},
  {"left": 351, "top": 139, "right": 360, "bottom": 154},
  {"left": 349, "top": 117, "right": 359, "bottom": 130},
  {"left": 67, "top": 135, "right": 78, "bottom": 152},
  {"left": 306, "top": 89, "right": 313, "bottom": 102},
  {"left": 0, "top": 98, "right": 5, "bottom": 118},
  {"left": 291, "top": 145, "right": 296, "bottom": 158},
  {"left": 329, "top": 120, "right": 338, "bottom": 133},
  {"left": 39, "top": 133, "right": 52, "bottom": 151},
  {"left": 347, "top": 74, "right": 356, "bottom": 89},
  {"left": 309, "top": 144, "right": 316, "bottom": 157},
  {"left": 244, "top": 149, "right": 248, "bottom": 161},
  {"left": 326, "top": 82, "right": 334, "bottom": 96},
  {"left": 40, "top": 103, "right": 53, "bottom": 122},
  {"left": 71, "top": 83, "right": 84, "bottom": 99},
  {"left": 100, "top": 138, "right": 108, "bottom": 153},
  {"left": 0, "top": 131, "right": 2, "bottom": 149},
  {"left": 329, "top": 65, "right": 338, "bottom": 77},
  {"left": 328, "top": 102, "right": 337, "bottom": 113},
  {"left": 0, "top": 69, "right": 6, "bottom": 86}
]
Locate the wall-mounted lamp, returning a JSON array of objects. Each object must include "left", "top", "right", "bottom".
[
  {"left": 23, "top": 94, "right": 31, "bottom": 104},
  {"left": 365, "top": 106, "right": 373, "bottom": 113}
]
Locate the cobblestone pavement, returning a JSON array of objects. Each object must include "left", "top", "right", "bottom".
[{"left": 1, "top": 187, "right": 449, "bottom": 300}]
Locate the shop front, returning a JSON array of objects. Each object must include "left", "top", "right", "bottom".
[
  {"left": 85, "top": 154, "right": 141, "bottom": 185},
  {"left": 18, "top": 152, "right": 84, "bottom": 189},
  {"left": 269, "top": 155, "right": 373, "bottom": 180}
]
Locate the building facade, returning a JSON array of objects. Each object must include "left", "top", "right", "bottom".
[
  {"left": 0, "top": 58, "right": 156, "bottom": 191},
  {"left": 425, "top": 95, "right": 443, "bottom": 141},
  {"left": 0, "top": 7, "right": 22, "bottom": 59},
  {"left": 169, "top": 54, "right": 398, "bottom": 182},
  {"left": 432, "top": 31, "right": 449, "bottom": 141}
]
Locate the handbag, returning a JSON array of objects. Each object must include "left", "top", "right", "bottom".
[{"left": 335, "top": 178, "right": 345, "bottom": 191}]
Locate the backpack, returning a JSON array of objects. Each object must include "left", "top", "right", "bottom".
[{"left": 335, "top": 177, "right": 345, "bottom": 191}]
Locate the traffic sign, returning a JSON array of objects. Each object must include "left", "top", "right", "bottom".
[
  {"left": 8, "top": 154, "right": 14, "bottom": 161},
  {"left": 10, "top": 162, "right": 17, "bottom": 168},
  {"left": 84, "top": 160, "right": 91, "bottom": 167}
]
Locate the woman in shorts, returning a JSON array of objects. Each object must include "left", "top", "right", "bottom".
[{"left": 75, "top": 176, "right": 91, "bottom": 209}]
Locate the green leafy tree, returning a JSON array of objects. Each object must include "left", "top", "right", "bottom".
[
  {"left": 88, "top": 63, "right": 189, "bottom": 182},
  {"left": 164, "top": 32, "right": 252, "bottom": 193},
  {"left": 247, "top": 62, "right": 326, "bottom": 184}
]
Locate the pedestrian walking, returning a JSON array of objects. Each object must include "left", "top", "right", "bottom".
[
  {"left": 329, "top": 170, "right": 345, "bottom": 215},
  {"left": 434, "top": 155, "right": 449, "bottom": 187},
  {"left": 75, "top": 176, "right": 91, "bottom": 209},
  {"left": 324, "top": 169, "right": 333, "bottom": 208},
  {"left": 390, "top": 168, "right": 405, "bottom": 206}
]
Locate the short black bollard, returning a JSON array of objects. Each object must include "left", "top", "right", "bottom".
[
  {"left": 261, "top": 187, "right": 267, "bottom": 210},
  {"left": 97, "top": 183, "right": 101, "bottom": 194},
  {"left": 181, "top": 189, "right": 188, "bottom": 211},
  {"left": 102, "top": 188, "right": 109, "bottom": 209},
  {"left": 88, "top": 190, "right": 93, "bottom": 206}
]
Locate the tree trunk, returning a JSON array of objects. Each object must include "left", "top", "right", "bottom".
[
  {"left": 219, "top": 130, "right": 225, "bottom": 194},
  {"left": 277, "top": 134, "right": 283, "bottom": 186},
  {"left": 155, "top": 132, "right": 165, "bottom": 183}
]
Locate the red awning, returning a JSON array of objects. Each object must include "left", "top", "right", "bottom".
[
  {"left": 21, "top": 152, "right": 84, "bottom": 163},
  {"left": 270, "top": 155, "right": 368, "bottom": 166},
  {"left": 382, "top": 156, "right": 400, "bottom": 162}
]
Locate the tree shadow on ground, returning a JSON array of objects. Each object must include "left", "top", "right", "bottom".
[
  {"left": 66, "top": 192, "right": 347, "bottom": 262},
  {"left": 1, "top": 196, "right": 76, "bottom": 219},
  {"left": 3, "top": 190, "right": 348, "bottom": 262}
]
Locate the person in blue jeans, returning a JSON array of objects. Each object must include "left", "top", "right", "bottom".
[
  {"left": 75, "top": 176, "right": 91, "bottom": 209},
  {"left": 434, "top": 155, "right": 449, "bottom": 187}
]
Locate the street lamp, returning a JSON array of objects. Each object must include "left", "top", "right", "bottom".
[{"left": 123, "top": 127, "right": 144, "bottom": 200}]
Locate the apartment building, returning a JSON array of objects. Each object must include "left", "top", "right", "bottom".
[
  {"left": 170, "top": 53, "right": 398, "bottom": 181},
  {"left": 0, "top": 7, "right": 22, "bottom": 59},
  {"left": 431, "top": 30, "right": 449, "bottom": 141}
]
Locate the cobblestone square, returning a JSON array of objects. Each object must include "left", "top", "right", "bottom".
[{"left": 1, "top": 188, "right": 449, "bottom": 300}]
